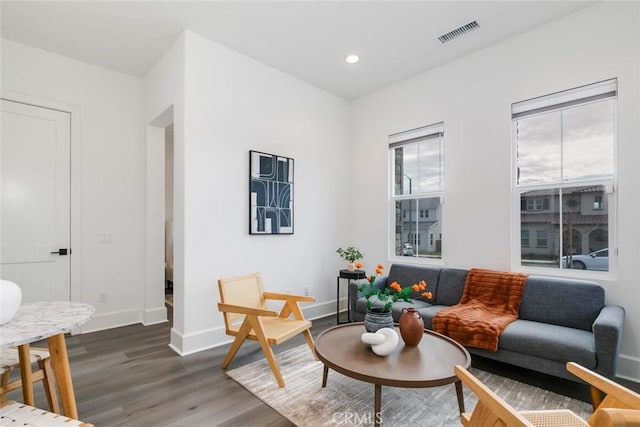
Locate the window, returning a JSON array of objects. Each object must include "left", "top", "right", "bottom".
[
  {"left": 536, "top": 230, "right": 548, "bottom": 248},
  {"left": 513, "top": 79, "right": 616, "bottom": 272},
  {"left": 593, "top": 195, "right": 603, "bottom": 210},
  {"left": 526, "top": 198, "right": 549, "bottom": 211},
  {"left": 390, "top": 123, "right": 444, "bottom": 260}
]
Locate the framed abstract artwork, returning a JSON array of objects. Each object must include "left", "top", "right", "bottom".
[{"left": 249, "top": 150, "right": 294, "bottom": 235}]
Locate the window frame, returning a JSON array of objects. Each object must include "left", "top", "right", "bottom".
[
  {"left": 511, "top": 80, "right": 618, "bottom": 279},
  {"left": 388, "top": 122, "right": 444, "bottom": 264}
]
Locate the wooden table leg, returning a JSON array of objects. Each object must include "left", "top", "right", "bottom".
[
  {"left": 46, "top": 333, "right": 78, "bottom": 419},
  {"left": 17, "top": 344, "right": 34, "bottom": 406},
  {"left": 322, "top": 365, "right": 328, "bottom": 387},
  {"left": 374, "top": 384, "right": 382, "bottom": 427},
  {"left": 455, "top": 380, "right": 465, "bottom": 413}
]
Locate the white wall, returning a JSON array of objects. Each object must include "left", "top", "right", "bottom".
[
  {"left": 350, "top": 2, "right": 640, "bottom": 380},
  {"left": 144, "top": 34, "right": 186, "bottom": 348},
  {"left": 1, "top": 39, "right": 149, "bottom": 330},
  {"left": 171, "top": 31, "right": 351, "bottom": 354}
]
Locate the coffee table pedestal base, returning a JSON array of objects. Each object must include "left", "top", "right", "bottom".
[{"left": 322, "top": 368, "right": 466, "bottom": 427}]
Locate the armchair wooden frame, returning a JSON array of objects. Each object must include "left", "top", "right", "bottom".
[
  {"left": 567, "top": 362, "right": 640, "bottom": 424},
  {"left": 217, "top": 273, "right": 316, "bottom": 387},
  {"left": 455, "top": 362, "right": 640, "bottom": 427},
  {"left": 454, "top": 365, "right": 587, "bottom": 427}
]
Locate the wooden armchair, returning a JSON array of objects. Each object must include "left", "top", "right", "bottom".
[
  {"left": 455, "top": 362, "right": 640, "bottom": 427},
  {"left": 217, "top": 273, "right": 316, "bottom": 387},
  {"left": 454, "top": 365, "right": 588, "bottom": 427},
  {"left": 567, "top": 362, "right": 640, "bottom": 424}
]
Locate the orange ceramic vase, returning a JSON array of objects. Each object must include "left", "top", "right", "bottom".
[{"left": 399, "top": 307, "right": 424, "bottom": 346}]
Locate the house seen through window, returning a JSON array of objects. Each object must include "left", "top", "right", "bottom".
[
  {"left": 389, "top": 122, "right": 444, "bottom": 260},
  {"left": 513, "top": 79, "right": 616, "bottom": 272}
]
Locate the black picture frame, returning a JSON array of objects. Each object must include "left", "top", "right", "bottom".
[{"left": 249, "top": 150, "right": 294, "bottom": 235}]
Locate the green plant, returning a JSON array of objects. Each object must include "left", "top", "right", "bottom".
[
  {"left": 359, "top": 264, "right": 432, "bottom": 311},
  {"left": 336, "top": 246, "right": 363, "bottom": 263}
]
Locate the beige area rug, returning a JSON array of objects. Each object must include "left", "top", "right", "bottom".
[{"left": 227, "top": 345, "right": 592, "bottom": 427}]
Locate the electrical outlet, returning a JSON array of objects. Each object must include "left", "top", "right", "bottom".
[
  {"left": 304, "top": 287, "right": 309, "bottom": 296},
  {"left": 99, "top": 292, "right": 107, "bottom": 303}
]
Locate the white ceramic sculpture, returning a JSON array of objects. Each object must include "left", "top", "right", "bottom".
[
  {"left": 0, "top": 279, "right": 22, "bottom": 325},
  {"left": 360, "top": 327, "right": 399, "bottom": 356}
]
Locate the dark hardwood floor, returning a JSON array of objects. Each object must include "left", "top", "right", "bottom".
[{"left": 5, "top": 306, "right": 638, "bottom": 426}]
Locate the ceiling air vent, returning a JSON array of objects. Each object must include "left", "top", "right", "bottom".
[{"left": 438, "top": 21, "right": 480, "bottom": 44}]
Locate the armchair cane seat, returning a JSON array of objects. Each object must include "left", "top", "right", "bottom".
[
  {"left": 520, "top": 410, "right": 588, "bottom": 427},
  {"left": 227, "top": 318, "right": 312, "bottom": 345}
]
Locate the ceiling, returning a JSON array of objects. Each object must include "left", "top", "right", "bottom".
[{"left": 1, "top": 1, "right": 595, "bottom": 100}]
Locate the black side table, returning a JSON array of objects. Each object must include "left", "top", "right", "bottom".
[{"left": 336, "top": 269, "right": 366, "bottom": 324}]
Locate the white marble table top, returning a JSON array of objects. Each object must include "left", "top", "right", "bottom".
[{"left": 0, "top": 302, "right": 95, "bottom": 348}]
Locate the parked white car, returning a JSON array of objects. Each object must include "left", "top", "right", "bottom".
[
  {"left": 563, "top": 248, "right": 608, "bottom": 271},
  {"left": 402, "top": 243, "right": 414, "bottom": 256}
]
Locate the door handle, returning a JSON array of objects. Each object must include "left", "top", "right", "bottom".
[{"left": 50, "top": 248, "right": 69, "bottom": 255}]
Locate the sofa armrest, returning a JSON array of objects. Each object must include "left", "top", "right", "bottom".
[
  {"left": 348, "top": 275, "right": 388, "bottom": 319},
  {"left": 593, "top": 304, "right": 625, "bottom": 377}
]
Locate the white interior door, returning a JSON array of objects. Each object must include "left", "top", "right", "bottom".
[{"left": 1, "top": 99, "right": 71, "bottom": 302}]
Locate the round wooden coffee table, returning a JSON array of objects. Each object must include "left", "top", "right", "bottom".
[{"left": 315, "top": 322, "right": 471, "bottom": 426}]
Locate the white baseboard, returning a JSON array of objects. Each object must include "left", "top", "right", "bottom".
[
  {"left": 169, "top": 325, "right": 230, "bottom": 356},
  {"left": 81, "top": 308, "right": 142, "bottom": 333},
  {"left": 616, "top": 354, "right": 640, "bottom": 382},
  {"left": 143, "top": 306, "right": 168, "bottom": 325}
]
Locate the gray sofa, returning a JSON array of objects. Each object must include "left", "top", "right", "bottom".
[{"left": 348, "top": 264, "right": 625, "bottom": 381}]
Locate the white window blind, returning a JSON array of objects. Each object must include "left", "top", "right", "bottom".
[{"left": 512, "top": 78, "right": 617, "bottom": 119}]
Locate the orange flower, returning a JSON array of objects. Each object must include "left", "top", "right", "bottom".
[
  {"left": 419, "top": 280, "right": 427, "bottom": 291},
  {"left": 422, "top": 291, "right": 433, "bottom": 300},
  {"left": 354, "top": 261, "right": 363, "bottom": 269},
  {"left": 412, "top": 284, "right": 420, "bottom": 292},
  {"left": 390, "top": 281, "right": 402, "bottom": 292}
]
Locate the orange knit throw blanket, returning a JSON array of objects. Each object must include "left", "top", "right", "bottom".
[{"left": 432, "top": 269, "right": 528, "bottom": 352}]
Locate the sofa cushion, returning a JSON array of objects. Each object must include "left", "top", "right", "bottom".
[
  {"left": 387, "top": 264, "right": 441, "bottom": 301},
  {"left": 519, "top": 276, "right": 605, "bottom": 331},
  {"left": 499, "top": 319, "right": 596, "bottom": 368},
  {"left": 435, "top": 268, "right": 467, "bottom": 306},
  {"left": 417, "top": 305, "right": 449, "bottom": 329}
]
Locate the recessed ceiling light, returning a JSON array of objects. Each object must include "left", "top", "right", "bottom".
[{"left": 345, "top": 54, "right": 360, "bottom": 64}]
